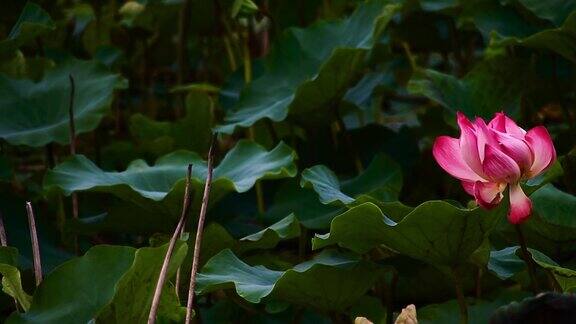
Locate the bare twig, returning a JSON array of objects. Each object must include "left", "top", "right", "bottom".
[
  {"left": 147, "top": 164, "right": 193, "bottom": 324},
  {"left": 0, "top": 211, "right": 8, "bottom": 247},
  {"left": 25, "top": 202, "right": 42, "bottom": 286},
  {"left": 185, "top": 141, "right": 216, "bottom": 324}
]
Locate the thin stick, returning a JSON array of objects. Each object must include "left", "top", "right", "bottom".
[
  {"left": 451, "top": 267, "right": 468, "bottom": 324},
  {"left": 185, "top": 141, "right": 216, "bottom": 324},
  {"left": 515, "top": 224, "right": 540, "bottom": 293},
  {"left": 0, "top": 211, "right": 8, "bottom": 247},
  {"left": 68, "top": 74, "right": 79, "bottom": 222},
  {"left": 147, "top": 164, "right": 193, "bottom": 324},
  {"left": 25, "top": 202, "right": 42, "bottom": 286}
]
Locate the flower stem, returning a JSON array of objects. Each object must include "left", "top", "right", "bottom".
[
  {"left": 515, "top": 224, "right": 539, "bottom": 293},
  {"left": 451, "top": 267, "right": 468, "bottom": 324}
]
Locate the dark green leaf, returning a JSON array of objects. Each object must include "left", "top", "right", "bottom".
[
  {"left": 215, "top": 0, "right": 400, "bottom": 134},
  {"left": 0, "top": 58, "right": 126, "bottom": 146},
  {"left": 0, "top": 3, "right": 55, "bottom": 57},
  {"left": 301, "top": 154, "right": 403, "bottom": 205},
  {"left": 408, "top": 57, "right": 528, "bottom": 118},
  {"left": 487, "top": 246, "right": 556, "bottom": 280},
  {"left": 7, "top": 245, "right": 136, "bottom": 324},
  {"left": 265, "top": 181, "right": 345, "bottom": 230},
  {"left": 99, "top": 242, "right": 188, "bottom": 323},
  {"left": 313, "top": 201, "right": 507, "bottom": 268},
  {"left": 531, "top": 184, "right": 576, "bottom": 228},
  {"left": 418, "top": 290, "right": 530, "bottom": 324},
  {"left": 239, "top": 214, "right": 301, "bottom": 252},
  {"left": 196, "top": 249, "right": 382, "bottom": 311},
  {"left": 0, "top": 247, "right": 30, "bottom": 311},
  {"left": 44, "top": 140, "right": 297, "bottom": 223},
  {"left": 130, "top": 91, "right": 214, "bottom": 154},
  {"left": 511, "top": 0, "right": 576, "bottom": 26}
]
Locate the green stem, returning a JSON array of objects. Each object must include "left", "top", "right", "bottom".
[
  {"left": 515, "top": 224, "right": 540, "bottom": 293},
  {"left": 451, "top": 267, "right": 468, "bottom": 324},
  {"left": 475, "top": 267, "right": 483, "bottom": 299}
]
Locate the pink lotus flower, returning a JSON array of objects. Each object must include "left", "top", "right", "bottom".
[{"left": 433, "top": 112, "right": 556, "bottom": 224}]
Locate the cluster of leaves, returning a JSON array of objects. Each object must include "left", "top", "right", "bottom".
[{"left": 0, "top": 0, "right": 575, "bottom": 323}]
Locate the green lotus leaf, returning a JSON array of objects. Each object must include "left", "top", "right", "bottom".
[
  {"left": 488, "top": 244, "right": 576, "bottom": 292},
  {"left": 301, "top": 154, "right": 403, "bottom": 205},
  {"left": 487, "top": 246, "right": 557, "bottom": 280},
  {"left": 408, "top": 57, "right": 528, "bottom": 118},
  {"left": 239, "top": 214, "right": 301, "bottom": 252},
  {"left": 98, "top": 242, "right": 188, "bottom": 323},
  {"left": 7, "top": 242, "right": 188, "bottom": 323},
  {"left": 7, "top": 245, "right": 136, "bottom": 324},
  {"left": 215, "top": 0, "right": 400, "bottom": 134},
  {"left": 469, "top": 3, "right": 576, "bottom": 63},
  {"left": 265, "top": 180, "right": 346, "bottom": 230},
  {"left": 0, "top": 58, "right": 126, "bottom": 147},
  {"left": 0, "top": 2, "right": 55, "bottom": 57},
  {"left": 44, "top": 140, "right": 297, "bottom": 221},
  {"left": 196, "top": 249, "right": 382, "bottom": 311},
  {"left": 499, "top": 184, "right": 576, "bottom": 258},
  {"left": 511, "top": 0, "right": 576, "bottom": 26},
  {"left": 0, "top": 247, "right": 30, "bottom": 311},
  {"left": 130, "top": 91, "right": 214, "bottom": 155},
  {"left": 418, "top": 290, "right": 530, "bottom": 324},
  {"left": 313, "top": 201, "right": 507, "bottom": 268}
]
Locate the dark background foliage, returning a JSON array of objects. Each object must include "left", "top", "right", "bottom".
[{"left": 0, "top": 0, "right": 575, "bottom": 323}]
